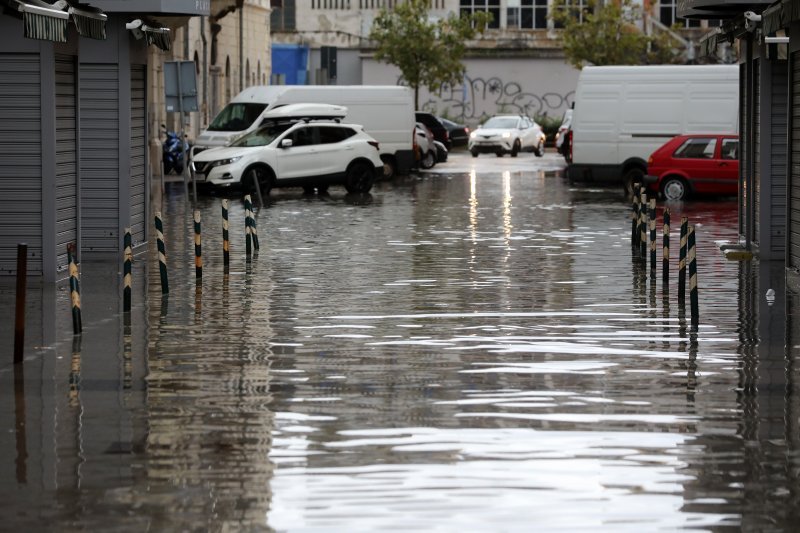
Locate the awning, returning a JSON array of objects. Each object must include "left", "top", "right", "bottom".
[
  {"left": 699, "top": 29, "right": 721, "bottom": 57},
  {"left": 761, "top": 0, "right": 800, "bottom": 34},
  {"left": 9, "top": 0, "right": 69, "bottom": 42},
  {"left": 69, "top": 4, "right": 106, "bottom": 40},
  {"left": 126, "top": 19, "right": 171, "bottom": 51}
]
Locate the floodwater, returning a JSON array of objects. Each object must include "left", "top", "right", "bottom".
[{"left": 2, "top": 152, "right": 799, "bottom": 531}]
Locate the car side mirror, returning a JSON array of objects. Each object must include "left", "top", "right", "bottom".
[{"left": 280, "top": 138, "right": 293, "bottom": 148}]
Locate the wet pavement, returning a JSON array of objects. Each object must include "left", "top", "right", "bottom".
[{"left": 2, "top": 150, "right": 800, "bottom": 531}]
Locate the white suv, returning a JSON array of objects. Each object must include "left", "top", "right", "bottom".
[{"left": 191, "top": 104, "right": 383, "bottom": 195}]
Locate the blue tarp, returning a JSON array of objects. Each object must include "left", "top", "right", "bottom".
[{"left": 271, "top": 43, "right": 309, "bottom": 85}]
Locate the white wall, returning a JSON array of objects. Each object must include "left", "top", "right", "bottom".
[{"left": 363, "top": 57, "right": 579, "bottom": 126}]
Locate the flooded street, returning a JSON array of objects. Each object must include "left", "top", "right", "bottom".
[{"left": 2, "top": 150, "right": 799, "bottom": 531}]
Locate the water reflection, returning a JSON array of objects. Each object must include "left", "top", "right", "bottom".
[{"left": 0, "top": 167, "right": 799, "bottom": 529}]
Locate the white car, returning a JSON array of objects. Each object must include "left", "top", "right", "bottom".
[
  {"left": 414, "top": 122, "right": 437, "bottom": 170},
  {"left": 468, "top": 115, "right": 546, "bottom": 158},
  {"left": 191, "top": 105, "right": 383, "bottom": 195}
]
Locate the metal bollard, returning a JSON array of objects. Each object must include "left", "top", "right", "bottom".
[
  {"left": 662, "top": 208, "right": 670, "bottom": 288},
  {"left": 194, "top": 210, "right": 203, "bottom": 279},
  {"left": 244, "top": 194, "right": 259, "bottom": 252},
  {"left": 639, "top": 191, "right": 647, "bottom": 259},
  {"left": 67, "top": 243, "right": 82, "bottom": 334},
  {"left": 631, "top": 184, "right": 640, "bottom": 248},
  {"left": 155, "top": 212, "right": 169, "bottom": 294},
  {"left": 678, "top": 216, "right": 688, "bottom": 302},
  {"left": 222, "top": 199, "right": 230, "bottom": 268},
  {"left": 245, "top": 194, "right": 253, "bottom": 260},
  {"left": 649, "top": 199, "right": 656, "bottom": 274},
  {"left": 14, "top": 243, "right": 27, "bottom": 364},
  {"left": 123, "top": 229, "right": 132, "bottom": 312},
  {"left": 688, "top": 224, "right": 699, "bottom": 325}
]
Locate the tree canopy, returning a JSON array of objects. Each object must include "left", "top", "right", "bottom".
[
  {"left": 369, "top": 0, "right": 491, "bottom": 108},
  {"left": 551, "top": 0, "right": 681, "bottom": 68}
]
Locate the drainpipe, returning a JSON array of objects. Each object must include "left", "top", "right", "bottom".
[
  {"left": 746, "top": 33, "right": 754, "bottom": 250},
  {"left": 201, "top": 16, "right": 208, "bottom": 125},
  {"left": 239, "top": 6, "right": 244, "bottom": 92}
]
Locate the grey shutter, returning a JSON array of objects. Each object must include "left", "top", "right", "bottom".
[
  {"left": 770, "top": 61, "right": 788, "bottom": 254},
  {"left": 80, "top": 63, "right": 118, "bottom": 252},
  {"left": 739, "top": 63, "right": 747, "bottom": 238},
  {"left": 754, "top": 60, "right": 760, "bottom": 244},
  {"left": 789, "top": 52, "right": 800, "bottom": 269},
  {"left": 0, "top": 53, "right": 42, "bottom": 276},
  {"left": 55, "top": 54, "right": 77, "bottom": 272},
  {"left": 130, "top": 65, "right": 146, "bottom": 244}
]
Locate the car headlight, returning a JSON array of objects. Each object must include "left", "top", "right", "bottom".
[
  {"left": 470, "top": 131, "right": 477, "bottom": 139},
  {"left": 502, "top": 132, "right": 511, "bottom": 139},
  {"left": 209, "top": 156, "right": 242, "bottom": 169}
]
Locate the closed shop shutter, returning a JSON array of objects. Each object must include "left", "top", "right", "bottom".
[
  {"left": 739, "top": 63, "right": 747, "bottom": 238},
  {"left": 754, "top": 60, "right": 760, "bottom": 244},
  {"left": 130, "top": 65, "right": 146, "bottom": 244},
  {"left": 0, "top": 53, "right": 41, "bottom": 275},
  {"left": 80, "top": 64, "right": 119, "bottom": 252},
  {"left": 789, "top": 52, "right": 800, "bottom": 269},
  {"left": 771, "top": 61, "right": 788, "bottom": 255},
  {"left": 55, "top": 54, "right": 77, "bottom": 272}
]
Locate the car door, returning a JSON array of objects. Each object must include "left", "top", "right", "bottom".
[
  {"left": 670, "top": 136, "right": 718, "bottom": 193},
  {"left": 315, "top": 126, "right": 354, "bottom": 178},
  {"left": 275, "top": 125, "right": 324, "bottom": 181},
  {"left": 521, "top": 117, "right": 537, "bottom": 149},
  {"left": 716, "top": 136, "right": 739, "bottom": 194}
]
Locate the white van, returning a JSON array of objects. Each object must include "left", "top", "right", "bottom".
[
  {"left": 194, "top": 85, "right": 415, "bottom": 177},
  {"left": 567, "top": 65, "right": 739, "bottom": 191}
]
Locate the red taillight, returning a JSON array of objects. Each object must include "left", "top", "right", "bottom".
[
  {"left": 368, "top": 140, "right": 380, "bottom": 151},
  {"left": 647, "top": 156, "right": 653, "bottom": 165},
  {"left": 568, "top": 130, "right": 573, "bottom": 160}
]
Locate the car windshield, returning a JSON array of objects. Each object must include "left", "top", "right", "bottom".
[
  {"left": 483, "top": 117, "right": 519, "bottom": 129},
  {"left": 230, "top": 123, "right": 293, "bottom": 147},
  {"left": 208, "top": 103, "right": 268, "bottom": 132}
]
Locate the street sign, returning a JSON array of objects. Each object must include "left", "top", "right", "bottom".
[{"left": 164, "top": 60, "right": 199, "bottom": 113}]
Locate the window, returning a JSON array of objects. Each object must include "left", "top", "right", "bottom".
[
  {"left": 271, "top": 0, "right": 295, "bottom": 30},
  {"left": 508, "top": 0, "right": 548, "bottom": 29},
  {"left": 289, "top": 126, "right": 316, "bottom": 147},
  {"left": 318, "top": 126, "right": 356, "bottom": 144},
  {"left": 207, "top": 103, "right": 268, "bottom": 132},
  {"left": 658, "top": 0, "right": 700, "bottom": 28},
  {"left": 674, "top": 137, "right": 717, "bottom": 159},
  {"left": 460, "top": 0, "right": 500, "bottom": 29},
  {"left": 553, "top": 0, "right": 591, "bottom": 27},
  {"left": 721, "top": 138, "right": 738, "bottom": 160},
  {"left": 312, "top": 0, "right": 351, "bottom": 8}
]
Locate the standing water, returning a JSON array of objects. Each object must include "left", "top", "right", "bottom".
[{"left": 1, "top": 158, "right": 798, "bottom": 531}]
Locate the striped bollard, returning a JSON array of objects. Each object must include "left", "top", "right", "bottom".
[
  {"left": 67, "top": 243, "right": 82, "bottom": 334},
  {"left": 639, "top": 191, "right": 647, "bottom": 259},
  {"left": 649, "top": 199, "right": 656, "bottom": 274},
  {"left": 155, "top": 212, "right": 169, "bottom": 294},
  {"left": 194, "top": 210, "right": 203, "bottom": 279},
  {"left": 251, "top": 211, "right": 260, "bottom": 252},
  {"left": 678, "top": 216, "right": 688, "bottom": 302},
  {"left": 631, "top": 184, "right": 640, "bottom": 248},
  {"left": 688, "top": 224, "right": 699, "bottom": 325},
  {"left": 245, "top": 195, "right": 253, "bottom": 260},
  {"left": 245, "top": 194, "right": 260, "bottom": 252},
  {"left": 662, "top": 208, "right": 670, "bottom": 288},
  {"left": 222, "top": 200, "right": 230, "bottom": 268},
  {"left": 123, "top": 228, "right": 132, "bottom": 312}
]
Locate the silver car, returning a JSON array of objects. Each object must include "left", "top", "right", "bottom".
[{"left": 469, "top": 115, "right": 546, "bottom": 158}]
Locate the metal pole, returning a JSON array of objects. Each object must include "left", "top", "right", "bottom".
[
  {"left": 123, "top": 229, "right": 132, "bottom": 312},
  {"left": 67, "top": 243, "right": 82, "bottom": 334},
  {"left": 155, "top": 212, "right": 169, "bottom": 294},
  {"left": 678, "top": 216, "right": 688, "bottom": 302},
  {"left": 194, "top": 210, "right": 203, "bottom": 279},
  {"left": 631, "top": 184, "right": 640, "bottom": 248},
  {"left": 222, "top": 199, "right": 230, "bottom": 268},
  {"left": 13, "top": 243, "right": 27, "bottom": 364},
  {"left": 639, "top": 191, "right": 647, "bottom": 259},
  {"left": 688, "top": 224, "right": 699, "bottom": 326},
  {"left": 649, "top": 199, "right": 656, "bottom": 275},
  {"left": 245, "top": 194, "right": 252, "bottom": 260},
  {"left": 662, "top": 208, "right": 670, "bottom": 289}
]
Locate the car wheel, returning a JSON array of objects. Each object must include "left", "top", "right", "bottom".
[
  {"left": 661, "top": 176, "right": 688, "bottom": 201},
  {"left": 470, "top": 149, "right": 479, "bottom": 158},
  {"left": 317, "top": 185, "right": 329, "bottom": 195},
  {"left": 246, "top": 166, "right": 273, "bottom": 197},
  {"left": 622, "top": 167, "right": 645, "bottom": 195},
  {"left": 344, "top": 161, "right": 374, "bottom": 194},
  {"left": 511, "top": 140, "right": 521, "bottom": 157},
  {"left": 380, "top": 155, "right": 396, "bottom": 180},
  {"left": 534, "top": 140, "right": 544, "bottom": 157},
  {"left": 421, "top": 150, "right": 436, "bottom": 169}
]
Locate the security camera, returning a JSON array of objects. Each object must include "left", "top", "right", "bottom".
[{"left": 744, "top": 11, "right": 761, "bottom": 22}]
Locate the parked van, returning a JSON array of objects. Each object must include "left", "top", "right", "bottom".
[
  {"left": 567, "top": 65, "right": 739, "bottom": 192},
  {"left": 194, "top": 85, "right": 415, "bottom": 178}
]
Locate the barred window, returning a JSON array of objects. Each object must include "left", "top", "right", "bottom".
[
  {"left": 312, "top": 0, "right": 352, "bottom": 8},
  {"left": 271, "top": 0, "right": 295, "bottom": 30},
  {"left": 507, "top": 0, "right": 548, "bottom": 29},
  {"left": 460, "top": 0, "right": 501, "bottom": 29}
]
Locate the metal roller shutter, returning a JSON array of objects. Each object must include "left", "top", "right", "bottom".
[
  {"left": 789, "top": 52, "right": 800, "bottom": 269},
  {"left": 0, "top": 53, "right": 41, "bottom": 275},
  {"left": 754, "top": 60, "right": 760, "bottom": 244},
  {"left": 80, "top": 63, "right": 119, "bottom": 253},
  {"left": 55, "top": 54, "right": 77, "bottom": 272},
  {"left": 770, "top": 61, "right": 788, "bottom": 254},
  {"left": 739, "top": 63, "right": 747, "bottom": 238},
  {"left": 130, "top": 65, "right": 146, "bottom": 245}
]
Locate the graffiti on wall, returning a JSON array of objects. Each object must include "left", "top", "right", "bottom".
[{"left": 404, "top": 75, "right": 574, "bottom": 123}]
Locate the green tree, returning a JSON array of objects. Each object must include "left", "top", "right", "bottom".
[
  {"left": 369, "top": 0, "right": 491, "bottom": 109},
  {"left": 551, "top": 0, "right": 681, "bottom": 68}
]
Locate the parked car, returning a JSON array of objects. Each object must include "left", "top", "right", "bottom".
[
  {"left": 643, "top": 134, "right": 739, "bottom": 201},
  {"left": 555, "top": 108, "right": 572, "bottom": 161},
  {"left": 415, "top": 111, "right": 451, "bottom": 149},
  {"left": 439, "top": 117, "right": 469, "bottom": 147},
  {"left": 191, "top": 104, "right": 382, "bottom": 195},
  {"left": 468, "top": 115, "right": 545, "bottom": 158},
  {"left": 414, "top": 122, "right": 437, "bottom": 169},
  {"left": 434, "top": 140, "right": 448, "bottom": 163}
]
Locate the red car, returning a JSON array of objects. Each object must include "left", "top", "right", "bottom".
[{"left": 644, "top": 134, "right": 739, "bottom": 201}]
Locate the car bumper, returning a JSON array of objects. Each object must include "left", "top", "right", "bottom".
[
  {"left": 469, "top": 140, "right": 512, "bottom": 153},
  {"left": 191, "top": 163, "right": 245, "bottom": 187}
]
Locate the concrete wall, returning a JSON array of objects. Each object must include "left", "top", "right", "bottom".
[{"left": 363, "top": 57, "right": 579, "bottom": 125}]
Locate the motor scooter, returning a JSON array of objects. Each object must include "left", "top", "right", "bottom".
[{"left": 161, "top": 124, "right": 189, "bottom": 175}]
